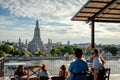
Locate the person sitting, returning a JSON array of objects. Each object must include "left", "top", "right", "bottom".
[
  {"left": 68, "top": 48, "right": 88, "bottom": 80},
  {"left": 91, "top": 48, "right": 106, "bottom": 80},
  {"left": 38, "top": 64, "right": 49, "bottom": 80},
  {"left": 14, "top": 65, "right": 28, "bottom": 79},
  {"left": 86, "top": 53, "right": 93, "bottom": 63},
  {"left": 59, "top": 65, "right": 69, "bottom": 79}
]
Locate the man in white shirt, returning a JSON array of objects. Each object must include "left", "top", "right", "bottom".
[{"left": 91, "top": 49, "right": 105, "bottom": 80}]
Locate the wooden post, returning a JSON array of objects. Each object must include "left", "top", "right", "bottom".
[{"left": 91, "top": 20, "right": 95, "bottom": 48}]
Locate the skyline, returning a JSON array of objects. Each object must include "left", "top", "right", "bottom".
[{"left": 0, "top": 0, "right": 120, "bottom": 45}]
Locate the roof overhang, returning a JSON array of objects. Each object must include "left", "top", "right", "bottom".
[{"left": 72, "top": 0, "right": 120, "bottom": 23}]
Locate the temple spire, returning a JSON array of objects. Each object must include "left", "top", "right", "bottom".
[
  {"left": 36, "top": 20, "right": 39, "bottom": 28},
  {"left": 19, "top": 37, "right": 21, "bottom": 46},
  {"left": 28, "top": 20, "right": 46, "bottom": 53}
]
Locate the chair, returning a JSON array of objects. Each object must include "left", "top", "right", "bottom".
[
  {"left": 29, "top": 76, "right": 39, "bottom": 80},
  {"left": 104, "top": 68, "right": 111, "bottom": 80},
  {"left": 11, "top": 76, "right": 28, "bottom": 80},
  {"left": 40, "top": 76, "right": 49, "bottom": 80},
  {"left": 51, "top": 76, "right": 66, "bottom": 80},
  {"left": 27, "top": 66, "right": 40, "bottom": 78}
]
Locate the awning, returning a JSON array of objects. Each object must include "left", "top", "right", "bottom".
[
  {"left": 71, "top": 0, "right": 120, "bottom": 48},
  {"left": 72, "top": 0, "right": 120, "bottom": 23}
]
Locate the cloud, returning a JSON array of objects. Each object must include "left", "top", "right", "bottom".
[
  {"left": 0, "top": 16, "right": 14, "bottom": 26},
  {"left": 48, "top": 22, "right": 71, "bottom": 26},
  {"left": 0, "top": 0, "right": 86, "bottom": 20},
  {"left": 104, "top": 26, "right": 120, "bottom": 32}
]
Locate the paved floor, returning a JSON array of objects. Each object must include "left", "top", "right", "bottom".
[
  {"left": 0, "top": 74, "right": 120, "bottom": 80},
  {"left": 110, "top": 74, "right": 120, "bottom": 80}
]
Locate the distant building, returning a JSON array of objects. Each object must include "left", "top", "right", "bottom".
[
  {"left": 1, "top": 41, "right": 6, "bottom": 45},
  {"left": 18, "top": 38, "right": 23, "bottom": 51},
  {"left": 45, "top": 39, "right": 53, "bottom": 52},
  {"left": 76, "top": 43, "right": 91, "bottom": 49},
  {"left": 95, "top": 44, "right": 105, "bottom": 51},
  {"left": 0, "top": 41, "right": 2, "bottom": 45},
  {"left": 67, "top": 41, "right": 70, "bottom": 45},
  {"left": 27, "top": 20, "right": 47, "bottom": 54}
]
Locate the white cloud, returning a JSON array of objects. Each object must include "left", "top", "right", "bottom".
[
  {"left": 0, "top": 0, "right": 86, "bottom": 20},
  {"left": 0, "top": 16, "right": 15, "bottom": 26}
]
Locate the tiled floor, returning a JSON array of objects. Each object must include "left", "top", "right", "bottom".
[
  {"left": 110, "top": 74, "right": 120, "bottom": 80},
  {"left": 1, "top": 74, "right": 120, "bottom": 80}
]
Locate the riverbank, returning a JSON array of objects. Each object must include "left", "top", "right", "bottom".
[{"left": 4, "top": 56, "right": 72, "bottom": 62}]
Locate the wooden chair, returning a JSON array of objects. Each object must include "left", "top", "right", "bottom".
[
  {"left": 104, "top": 68, "right": 111, "bottom": 80},
  {"left": 27, "top": 66, "right": 41, "bottom": 79}
]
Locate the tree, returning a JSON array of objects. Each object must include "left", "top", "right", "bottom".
[
  {"left": 0, "top": 51, "right": 4, "bottom": 57},
  {"left": 86, "top": 47, "right": 91, "bottom": 56},
  {"left": 5, "top": 42, "right": 14, "bottom": 45},
  {"left": 50, "top": 48, "right": 58, "bottom": 56},
  {"left": 60, "top": 46, "right": 74, "bottom": 55},
  {"left": 0, "top": 45, "right": 2, "bottom": 51},
  {"left": 1, "top": 45, "right": 11, "bottom": 54},
  {"left": 65, "top": 46, "right": 74, "bottom": 54},
  {"left": 9, "top": 49, "right": 14, "bottom": 56},
  {"left": 102, "top": 45, "right": 118, "bottom": 56},
  {"left": 72, "top": 44, "right": 78, "bottom": 51},
  {"left": 28, "top": 53, "right": 33, "bottom": 57},
  {"left": 38, "top": 51, "right": 43, "bottom": 56},
  {"left": 13, "top": 50, "right": 21, "bottom": 56},
  {"left": 19, "top": 51, "right": 25, "bottom": 56}
]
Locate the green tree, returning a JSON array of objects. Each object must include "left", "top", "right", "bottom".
[
  {"left": 1, "top": 45, "right": 11, "bottom": 54},
  {"left": 86, "top": 47, "right": 91, "bottom": 56},
  {"left": 9, "top": 49, "right": 14, "bottom": 56},
  {"left": 34, "top": 51, "right": 43, "bottom": 56},
  {"left": 19, "top": 51, "right": 25, "bottom": 56},
  {"left": 50, "top": 48, "right": 58, "bottom": 56},
  {"left": 28, "top": 53, "right": 33, "bottom": 57},
  {"left": 72, "top": 44, "right": 78, "bottom": 51},
  {"left": 5, "top": 42, "right": 14, "bottom": 45},
  {"left": 60, "top": 46, "right": 74, "bottom": 55},
  {"left": 38, "top": 51, "right": 43, "bottom": 56},
  {"left": 0, "top": 45, "right": 2, "bottom": 51},
  {"left": 13, "top": 50, "right": 20, "bottom": 56},
  {"left": 0, "top": 51, "right": 4, "bottom": 57},
  {"left": 102, "top": 45, "right": 118, "bottom": 56}
]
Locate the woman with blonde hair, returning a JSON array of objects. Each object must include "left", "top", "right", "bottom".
[
  {"left": 38, "top": 64, "right": 49, "bottom": 80},
  {"left": 59, "top": 65, "right": 69, "bottom": 79}
]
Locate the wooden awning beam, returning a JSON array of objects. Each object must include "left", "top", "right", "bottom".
[{"left": 88, "top": 0, "right": 118, "bottom": 22}]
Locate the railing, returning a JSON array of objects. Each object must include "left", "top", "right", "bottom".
[
  {"left": 0, "top": 57, "right": 4, "bottom": 77},
  {"left": 3, "top": 56, "right": 120, "bottom": 77},
  {"left": 4, "top": 56, "right": 72, "bottom": 61}
]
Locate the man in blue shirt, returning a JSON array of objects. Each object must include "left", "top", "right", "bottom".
[{"left": 69, "top": 48, "right": 88, "bottom": 80}]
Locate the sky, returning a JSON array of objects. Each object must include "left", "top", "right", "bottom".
[{"left": 0, "top": 0, "right": 120, "bottom": 45}]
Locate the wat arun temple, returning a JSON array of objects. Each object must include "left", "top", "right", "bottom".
[{"left": 27, "top": 20, "right": 52, "bottom": 54}]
